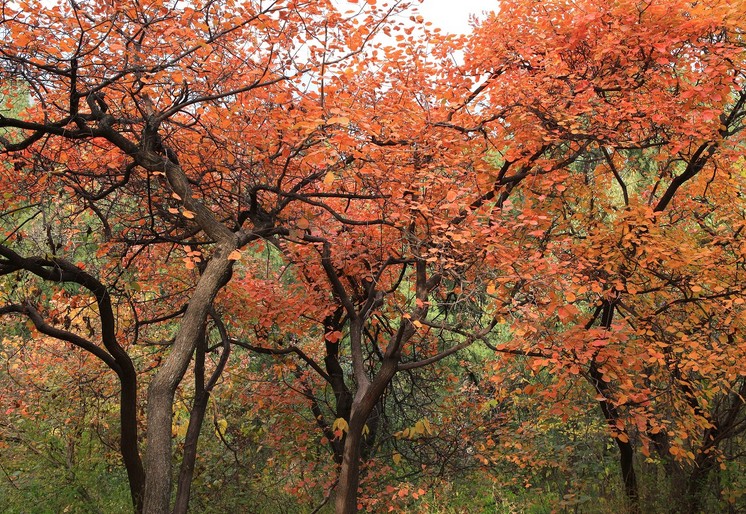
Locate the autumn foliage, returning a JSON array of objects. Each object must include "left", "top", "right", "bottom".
[{"left": 2, "top": 0, "right": 746, "bottom": 512}]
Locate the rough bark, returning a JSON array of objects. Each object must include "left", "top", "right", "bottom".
[
  {"left": 335, "top": 413, "right": 365, "bottom": 514},
  {"left": 142, "top": 242, "right": 236, "bottom": 514},
  {"left": 114, "top": 149, "right": 244, "bottom": 514}
]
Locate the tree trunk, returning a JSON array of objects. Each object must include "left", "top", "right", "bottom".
[
  {"left": 334, "top": 359, "right": 398, "bottom": 514},
  {"left": 172, "top": 392, "right": 209, "bottom": 514},
  {"left": 120, "top": 371, "right": 145, "bottom": 513},
  {"left": 142, "top": 243, "right": 235, "bottom": 514},
  {"left": 172, "top": 311, "right": 230, "bottom": 514},
  {"left": 324, "top": 311, "right": 353, "bottom": 463},
  {"left": 617, "top": 437, "right": 639, "bottom": 513},
  {"left": 589, "top": 363, "right": 639, "bottom": 513},
  {"left": 335, "top": 413, "right": 366, "bottom": 514},
  {"left": 173, "top": 325, "right": 209, "bottom": 514}
]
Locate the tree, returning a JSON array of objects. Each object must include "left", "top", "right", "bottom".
[
  {"left": 0, "top": 0, "right": 414, "bottom": 511},
  {"left": 454, "top": 0, "right": 746, "bottom": 510}
]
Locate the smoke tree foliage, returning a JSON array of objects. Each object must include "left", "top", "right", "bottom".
[{"left": 1, "top": 0, "right": 746, "bottom": 512}]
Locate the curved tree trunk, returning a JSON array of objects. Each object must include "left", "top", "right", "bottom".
[
  {"left": 172, "top": 392, "right": 209, "bottom": 514},
  {"left": 120, "top": 370, "right": 145, "bottom": 513},
  {"left": 335, "top": 359, "right": 399, "bottom": 514},
  {"left": 172, "top": 325, "right": 208, "bottom": 514},
  {"left": 142, "top": 243, "right": 236, "bottom": 514},
  {"left": 173, "top": 308, "right": 231, "bottom": 514},
  {"left": 0, "top": 248, "right": 146, "bottom": 512}
]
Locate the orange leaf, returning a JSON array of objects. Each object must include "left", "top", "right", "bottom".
[{"left": 326, "top": 116, "right": 350, "bottom": 126}]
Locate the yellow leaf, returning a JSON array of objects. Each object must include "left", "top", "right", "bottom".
[
  {"left": 174, "top": 422, "right": 188, "bottom": 438},
  {"left": 182, "top": 209, "right": 195, "bottom": 219},
  {"left": 227, "top": 250, "right": 242, "bottom": 261},
  {"left": 392, "top": 452, "right": 402, "bottom": 465},
  {"left": 486, "top": 282, "right": 496, "bottom": 295},
  {"left": 414, "top": 420, "right": 425, "bottom": 435},
  {"left": 216, "top": 418, "right": 228, "bottom": 434},
  {"left": 323, "top": 171, "right": 335, "bottom": 186},
  {"left": 332, "top": 418, "right": 349, "bottom": 433}
]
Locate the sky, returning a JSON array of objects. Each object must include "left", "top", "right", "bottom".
[{"left": 415, "top": 0, "right": 498, "bottom": 34}]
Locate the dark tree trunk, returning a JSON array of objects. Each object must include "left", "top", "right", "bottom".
[
  {"left": 120, "top": 369, "right": 145, "bottom": 513},
  {"left": 335, "top": 359, "right": 399, "bottom": 514},
  {"left": 590, "top": 362, "right": 639, "bottom": 513},
  {"left": 324, "top": 311, "right": 354, "bottom": 463},
  {"left": 139, "top": 153, "right": 242, "bottom": 514},
  {"left": 583, "top": 301, "right": 639, "bottom": 512},
  {"left": 173, "top": 311, "right": 230, "bottom": 514},
  {"left": 0, "top": 249, "right": 146, "bottom": 512},
  {"left": 173, "top": 326, "right": 209, "bottom": 514},
  {"left": 335, "top": 413, "right": 366, "bottom": 514}
]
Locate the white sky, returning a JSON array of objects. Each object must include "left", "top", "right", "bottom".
[{"left": 415, "top": 0, "right": 497, "bottom": 34}]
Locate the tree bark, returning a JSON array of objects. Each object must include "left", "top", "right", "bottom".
[
  {"left": 120, "top": 367, "right": 145, "bottom": 513},
  {"left": 142, "top": 242, "right": 236, "bottom": 514},
  {"left": 172, "top": 392, "right": 209, "bottom": 514},
  {"left": 172, "top": 325, "right": 208, "bottom": 514},
  {"left": 335, "top": 412, "right": 366, "bottom": 514},
  {"left": 335, "top": 359, "right": 399, "bottom": 514}
]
